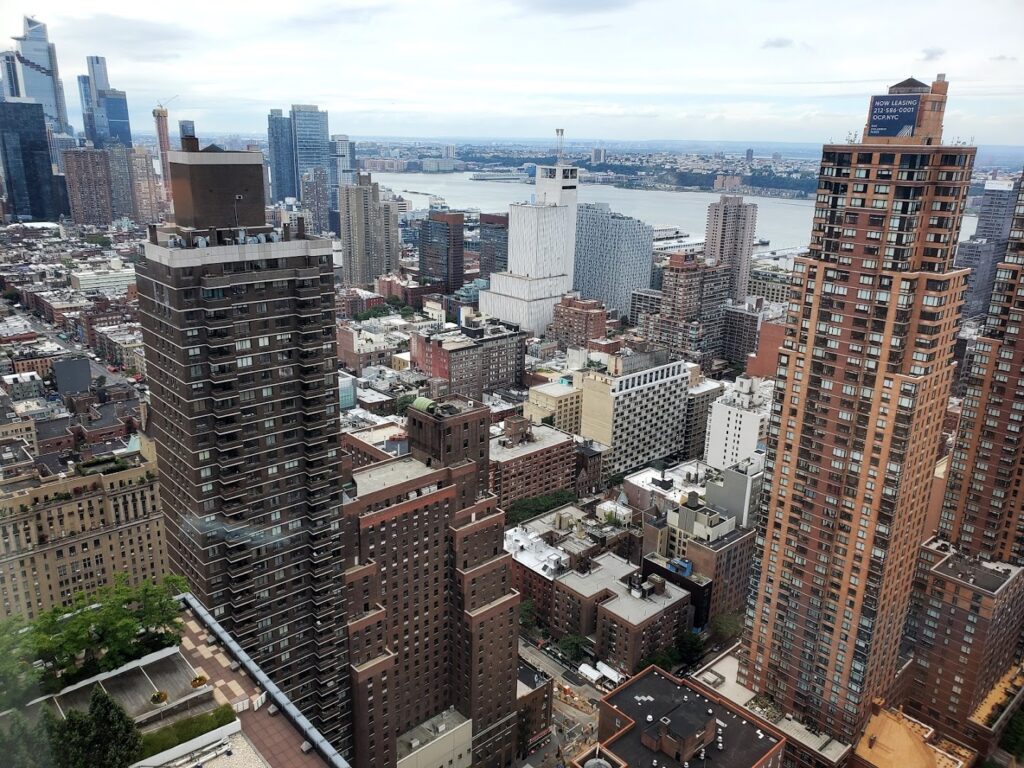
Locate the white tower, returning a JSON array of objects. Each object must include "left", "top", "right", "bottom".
[{"left": 479, "top": 129, "right": 580, "bottom": 334}]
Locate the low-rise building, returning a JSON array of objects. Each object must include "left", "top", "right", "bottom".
[
  {"left": 337, "top": 324, "right": 402, "bottom": 374},
  {"left": 553, "top": 552, "right": 691, "bottom": 674},
  {"left": 568, "top": 666, "right": 786, "bottom": 768},
  {"left": 523, "top": 380, "right": 582, "bottom": 434},
  {"left": 489, "top": 416, "right": 575, "bottom": 509},
  {"left": 1, "top": 371, "right": 45, "bottom": 400},
  {"left": 516, "top": 660, "right": 554, "bottom": 758}
]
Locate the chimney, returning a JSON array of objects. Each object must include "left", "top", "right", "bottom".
[
  {"left": 296, "top": 216, "right": 306, "bottom": 240},
  {"left": 282, "top": 222, "right": 291, "bottom": 242},
  {"left": 687, "top": 490, "right": 700, "bottom": 508}
]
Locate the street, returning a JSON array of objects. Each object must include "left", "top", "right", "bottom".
[
  {"left": 12, "top": 308, "right": 131, "bottom": 386},
  {"left": 518, "top": 638, "right": 600, "bottom": 768}
]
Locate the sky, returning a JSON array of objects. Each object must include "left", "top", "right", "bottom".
[{"left": 3, "top": 0, "right": 1023, "bottom": 145}]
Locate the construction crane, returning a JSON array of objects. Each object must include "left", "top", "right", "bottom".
[{"left": 155, "top": 95, "right": 179, "bottom": 110}]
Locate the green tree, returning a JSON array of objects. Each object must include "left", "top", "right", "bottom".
[
  {"left": 395, "top": 394, "right": 418, "bottom": 416},
  {"left": 557, "top": 634, "right": 588, "bottom": 663},
  {"left": 504, "top": 489, "right": 577, "bottom": 528},
  {"left": 676, "top": 631, "right": 705, "bottom": 668},
  {"left": 87, "top": 686, "right": 142, "bottom": 768},
  {"left": 94, "top": 375, "right": 107, "bottom": 389},
  {"left": 3, "top": 289, "right": 20, "bottom": 303},
  {"left": 1, "top": 710, "right": 51, "bottom": 768},
  {"left": 519, "top": 598, "right": 536, "bottom": 630},
  {"left": 710, "top": 612, "right": 744, "bottom": 644},
  {"left": 0, "top": 616, "right": 39, "bottom": 710}
]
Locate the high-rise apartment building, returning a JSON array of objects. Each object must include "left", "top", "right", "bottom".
[
  {"left": 591, "top": 147, "right": 607, "bottom": 164},
  {"left": 0, "top": 100, "right": 59, "bottom": 222},
  {"left": 646, "top": 252, "right": 730, "bottom": 371},
  {"left": 63, "top": 147, "right": 113, "bottom": 225},
  {"left": 0, "top": 17, "right": 71, "bottom": 134},
  {"left": 479, "top": 155, "right": 579, "bottom": 334},
  {"left": 954, "top": 178, "right": 1019, "bottom": 319},
  {"left": 106, "top": 143, "right": 134, "bottom": 221},
  {"left": 705, "top": 194, "right": 757, "bottom": 301},
  {"left": 129, "top": 146, "right": 161, "bottom": 223},
  {"left": 137, "top": 142, "right": 353, "bottom": 753},
  {"left": 152, "top": 106, "right": 171, "bottom": 201},
  {"left": 419, "top": 210, "right": 465, "bottom": 293},
  {"left": 328, "top": 133, "right": 354, "bottom": 209},
  {"left": 337, "top": 172, "right": 399, "bottom": 287},
  {"left": 546, "top": 293, "right": 608, "bottom": 350},
  {"left": 941, "top": 177, "right": 1024, "bottom": 561},
  {"left": 267, "top": 108, "right": 296, "bottom": 201},
  {"left": 478, "top": 212, "right": 509, "bottom": 279},
  {"left": 290, "top": 104, "right": 329, "bottom": 195},
  {"left": 573, "top": 202, "right": 654, "bottom": 315},
  {"left": 300, "top": 166, "right": 330, "bottom": 234},
  {"left": 740, "top": 75, "right": 975, "bottom": 751}
]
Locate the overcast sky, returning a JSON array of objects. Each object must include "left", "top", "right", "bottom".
[{"left": 4, "top": 0, "right": 1023, "bottom": 144}]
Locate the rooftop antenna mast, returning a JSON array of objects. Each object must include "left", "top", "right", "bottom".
[{"left": 555, "top": 128, "right": 564, "bottom": 164}]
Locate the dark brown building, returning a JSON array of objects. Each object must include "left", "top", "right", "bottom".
[
  {"left": 902, "top": 537, "right": 1024, "bottom": 757},
  {"left": 516, "top": 660, "right": 553, "bottom": 757},
  {"left": 138, "top": 144, "right": 354, "bottom": 753},
  {"left": 419, "top": 210, "right": 465, "bottom": 294},
  {"left": 344, "top": 395, "right": 519, "bottom": 767},
  {"left": 488, "top": 417, "right": 575, "bottom": 509},
  {"left": 64, "top": 148, "right": 113, "bottom": 225}
]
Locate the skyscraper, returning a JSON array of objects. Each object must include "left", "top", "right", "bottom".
[
  {"left": 129, "top": 146, "right": 160, "bottom": 223},
  {"left": 478, "top": 212, "right": 509, "bottom": 279},
  {"left": 152, "top": 106, "right": 171, "bottom": 201},
  {"left": 0, "top": 100, "right": 59, "bottom": 221},
  {"left": 78, "top": 55, "right": 131, "bottom": 148},
  {"left": 573, "top": 202, "right": 653, "bottom": 315},
  {"left": 419, "top": 210, "right": 465, "bottom": 293},
  {"left": 290, "top": 104, "right": 329, "bottom": 196},
  {"left": 63, "top": 147, "right": 113, "bottom": 225},
  {"left": 106, "top": 143, "right": 134, "bottom": 220},
  {"left": 328, "top": 133, "right": 353, "bottom": 209},
  {"left": 646, "top": 252, "right": 730, "bottom": 371},
  {"left": 941, "top": 178, "right": 1024, "bottom": 562},
  {"left": 705, "top": 194, "right": 757, "bottom": 301},
  {"left": 137, "top": 141, "right": 353, "bottom": 753},
  {"left": 300, "top": 166, "right": 329, "bottom": 234},
  {"left": 479, "top": 146, "right": 579, "bottom": 334},
  {"left": 267, "top": 108, "right": 295, "bottom": 201},
  {"left": 0, "top": 17, "right": 71, "bottom": 134},
  {"left": 739, "top": 75, "right": 974, "bottom": 751},
  {"left": 954, "top": 178, "right": 1019, "bottom": 319},
  {"left": 336, "top": 172, "right": 399, "bottom": 287}
]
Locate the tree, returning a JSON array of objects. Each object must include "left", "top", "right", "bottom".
[
  {"left": 43, "top": 688, "right": 141, "bottom": 768},
  {"left": 557, "top": 634, "right": 588, "bottom": 663},
  {"left": 0, "top": 616, "right": 39, "bottom": 710},
  {"left": 94, "top": 375, "right": 107, "bottom": 389},
  {"left": 1, "top": 710, "right": 51, "bottom": 768},
  {"left": 395, "top": 394, "right": 418, "bottom": 416},
  {"left": 3, "top": 289, "right": 20, "bottom": 303},
  {"left": 519, "top": 598, "right": 536, "bottom": 630},
  {"left": 676, "top": 631, "right": 705, "bottom": 668},
  {"left": 504, "top": 489, "right": 577, "bottom": 528},
  {"left": 710, "top": 612, "right": 744, "bottom": 644}
]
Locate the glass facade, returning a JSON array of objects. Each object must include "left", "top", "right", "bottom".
[
  {"left": 267, "top": 109, "right": 295, "bottom": 201},
  {"left": 290, "top": 105, "right": 329, "bottom": 197},
  {"left": 0, "top": 101, "right": 59, "bottom": 221}
]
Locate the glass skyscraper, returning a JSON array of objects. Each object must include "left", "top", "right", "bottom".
[
  {"left": 77, "top": 55, "right": 131, "bottom": 148},
  {"left": 0, "top": 17, "right": 71, "bottom": 135},
  {"left": 290, "top": 104, "right": 329, "bottom": 198},
  {"left": 267, "top": 108, "right": 296, "bottom": 201},
  {"left": 0, "top": 101, "right": 59, "bottom": 221}
]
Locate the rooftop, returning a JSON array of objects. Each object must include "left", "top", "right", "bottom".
[
  {"left": 626, "top": 460, "right": 717, "bottom": 505},
  {"left": 517, "top": 659, "right": 551, "bottom": 698},
  {"left": 352, "top": 456, "right": 437, "bottom": 498},
  {"left": 599, "top": 667, "right": 781, "bottom": 768},
  {"left": 923, "top": 537, "right": 1022, "bottom": 595},
  {"left": 490, "top": 423, "right": 573, "bottom": 462},
  {"left": 854, "top": 704, "right": 967, "bottom": 768},
  {"left": 504, "top": 526, "right": 569, "bottom": 581},
  {"left": 531, "top": 381, "right": 579, "bottom": 399},
  {"left": 558, "top": 552, "right": 638, "bottom": 599},
  {"left": 394, "top": 707, "right": 470, "bottom": 761},
  {"left": 694, "top": 653, "right": 851, "bottom": 764}
]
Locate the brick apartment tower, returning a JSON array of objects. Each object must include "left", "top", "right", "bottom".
[
  {"left": 343, "top": 395, "right": 519, "bottom": 767},
  {"left": 739, "top": 75, "right": 975, "bottom": 748},
  {"left": 137, "top": 143, "right": 354, "bottom": 753},
  {"left": 941, "top": 179, "right": 1024, "bottom": 561},
  {"left": 63, "top": 147, "right": 113, "bottom": 225},
  {"left": 705, "top": 194, "right": 757, "bottom": 301}
]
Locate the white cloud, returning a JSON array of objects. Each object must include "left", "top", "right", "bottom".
[{"left": 2, "top": 0, "right": 1022, "bottom": 143}]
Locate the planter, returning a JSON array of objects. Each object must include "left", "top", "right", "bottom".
[
  {"left": 190, "top": 675, "right": 207, "bottom": 689},
  {"left": 151, "top": 690, "right": 168, "bottom": 705}
]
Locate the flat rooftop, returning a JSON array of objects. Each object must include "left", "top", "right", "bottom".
[
  {"left": 353, "top": 456, "right": 437, "bottom": 497},
  {"left": 855, "top": 706, "right": 965, "bottom": 768},
  {"left": 923, "top": 537, "right": 1022, "bottom": 595},
  {"left": 531, "top": 381, "right": 578, "bottom": 399},
  {"left": 626, "top": 460, "right": 717, "bottom": 504},
  {"left": 517, "top": 659, "right": 550, "bottom": 698},
  {"left": 395, "top": 707, "right": 469, "bottom": 761},
  {"left": 694, "top": 653, "right": 851, "bottom": 764},
  {"left": 490, "top": 424, "right": 573, "bottom": 461},
  {"left": 602, "top": 667, "right": 780, "bottom": 768},
  {"left": 558, "top": 552, "right": 638, "bottom": 598},
  {"left": 504, "top": 526, "right": 568, "bottom": 581}
]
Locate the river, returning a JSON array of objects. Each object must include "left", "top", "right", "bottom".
[{"left": 371, "top": 171, "right": 977, "bottom": 250}]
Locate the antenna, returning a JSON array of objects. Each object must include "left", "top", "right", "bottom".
[{"left": 555, "top": 128, "right": 565, "bottom": 164}]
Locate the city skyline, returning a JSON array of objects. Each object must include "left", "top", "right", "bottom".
[{"left": 1, "top": 1, "right": 1022, "bottom": 145}]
